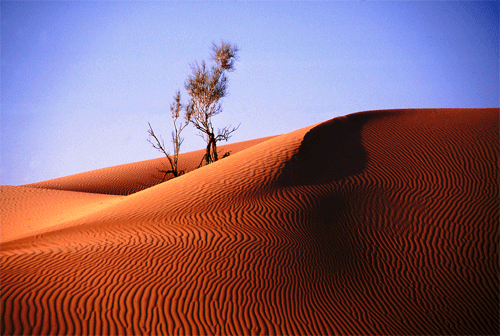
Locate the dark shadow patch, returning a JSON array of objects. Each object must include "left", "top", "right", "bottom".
[{"left": 277, "top": 110, "right": 396, "bottom": 186}]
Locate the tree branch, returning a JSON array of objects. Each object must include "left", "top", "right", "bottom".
[{"left": 148, "top": 122, "right": 176, "bottom": 179}]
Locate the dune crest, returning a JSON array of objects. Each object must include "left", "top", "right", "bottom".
[
  {"left": 1, "top": 108, "right": 498, "bottom": 335},
  {"left": 0, "top": 186, "right": 122, "bottom": 243},
  {"left": 25, "top": 135, "right": 277, "bottom": 196}
]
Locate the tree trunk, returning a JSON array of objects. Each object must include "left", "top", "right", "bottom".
[
  {"left": 205, "top": 140, "right": 212, "bottom": 165},
  {"left": 211, "top": 138, "right": 218, "bottom": 162}
]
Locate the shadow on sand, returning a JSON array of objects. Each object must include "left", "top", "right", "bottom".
[{"left": 277, "top": 110, "right": 395, "bottom": 186}]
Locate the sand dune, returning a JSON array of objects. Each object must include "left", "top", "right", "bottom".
[
  {"left": 26, "top": 136, "right": 276, "bottom": 196},
  {"left": 1, "top": 108, "right": 498, "bottom": 335},
  {"left": 0, "top": 186, "right": 122, "bottom": 243}
]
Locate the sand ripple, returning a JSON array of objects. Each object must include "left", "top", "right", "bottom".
[{"left": 1, "top": 108, "right": 498, "bottom": 335}]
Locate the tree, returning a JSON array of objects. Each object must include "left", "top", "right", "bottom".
[
  {"left": 148, "top": 90, "right": 189, "bottom": 180},
  {"left": 185, "top": 41, "right": 240, "bottom": 166}
]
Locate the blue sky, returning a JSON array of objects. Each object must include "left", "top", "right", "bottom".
[{"left": 2, "top": 0, "right": 498, "bottom": 186}]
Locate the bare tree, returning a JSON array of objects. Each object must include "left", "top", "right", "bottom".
[
  {"left": 185, "top": 41, "right": 240, "bottom": 166},
  {"left": 148, "top": 90, "right": 189, "bottom": 180}
]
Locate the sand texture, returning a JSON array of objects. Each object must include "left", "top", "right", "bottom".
[
  {"left": 1, "top": 108, "right": 498, "bottom": 335},
  {"left": 25, "top": 136, "right": 277, "bottom": 196}
]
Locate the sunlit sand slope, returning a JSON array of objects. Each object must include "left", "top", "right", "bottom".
[
  {"left": 0, "top": 186, "right": 122, "bottom": 243},
  {"left": 1, "top": 108, "right": 498, "bottom": 335},
  {"left": 25, "top": 136, "right": 276, "bottom": 195}
]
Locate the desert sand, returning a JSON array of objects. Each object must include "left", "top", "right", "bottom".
[{"left": 1, "top": 108, "right": 498, "bottom": 335}]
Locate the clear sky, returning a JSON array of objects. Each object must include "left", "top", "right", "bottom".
[{"left": 2, "top": 0, "right": 498, "bottom": 186}]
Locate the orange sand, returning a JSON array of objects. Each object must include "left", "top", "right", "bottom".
[
  {"left": 0, "top": 186, "right": 122, "bottom": 243},
  {"left": 1, "top": 108, "right": 498, "bottom": 335},
  {"left": 26, "top": 136, "right": 277, "bottom": 195}
]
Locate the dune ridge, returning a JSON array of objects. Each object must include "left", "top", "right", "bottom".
[
  {"left": 25, "top": 135, "right": 277, "bottom": 196},
  {"left": 1, "top": 108, "right": 498, "bottom": 335},
  {"left": 0, "top": 186, "right": 122, "bottom": 243}
]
